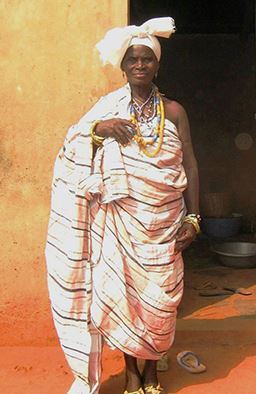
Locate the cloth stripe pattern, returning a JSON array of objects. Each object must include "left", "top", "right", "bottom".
[{"left": 45, "top": 84, "right": 187, "bottom": 393}]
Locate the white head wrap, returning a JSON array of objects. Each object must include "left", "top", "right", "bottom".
[{"left": 96, "top": 17, "right": 176, "bottom": 68}]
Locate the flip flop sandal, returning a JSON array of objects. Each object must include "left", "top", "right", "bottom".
[
  {"left": 144, "top": 383, "right": 166, "bottom": 394},
  {"left": 123, "top": 388, "right": 144, "bottom": 394},
  {"left": 193, "top": 280, "right": 217, "bottom": 290},
  {"left": 199, "top": 289, "right": 231, "bottom": 297},
  {"left": 156, "top": 354, "right": 169, "bottom": 372},
  {"left": 223, "top": 287, "right": 253, "bottom": 295},
  {"left": 177, "top": 351, "right": 206, "bottom": 374},
  {"left": 199, "top": 287, "right": 253, "bottom": 297}
]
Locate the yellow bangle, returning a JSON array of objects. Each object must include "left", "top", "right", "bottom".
[
  {"left": 183, "top": 215, "right": 201, "bottom": 234},
  {"left": 186, "top": 213, "right": 201, "bottom": 222},
  {"left": 90, "top": 121, "right": 105, "bottom": 146}
]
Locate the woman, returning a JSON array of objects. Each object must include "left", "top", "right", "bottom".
[{"left": 45, "top": 17, "right": 200, "bottom": 394}]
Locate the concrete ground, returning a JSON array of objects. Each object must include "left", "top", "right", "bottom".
[{"left": 1, "top": 238, "right": 256, "bottom": 393}]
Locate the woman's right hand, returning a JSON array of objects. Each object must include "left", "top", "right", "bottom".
[{"left": 94, "top": 118, "right": 136, "bottom": 146}]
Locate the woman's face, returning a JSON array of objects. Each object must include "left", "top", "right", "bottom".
[{"left": 121, "top": 45, "right": 159, "bottom": 87}]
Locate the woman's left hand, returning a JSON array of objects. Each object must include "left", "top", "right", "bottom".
[{"left": 175, "top": 222, "right": 197, "bottom": 253}]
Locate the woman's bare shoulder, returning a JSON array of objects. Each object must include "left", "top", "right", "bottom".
[{"left": 162, "top": 97, "right": 187, "bottom": 127}]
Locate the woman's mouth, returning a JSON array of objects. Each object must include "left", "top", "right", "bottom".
[{"left": 134, "top": 72, "right": 147, "bottom": 77}]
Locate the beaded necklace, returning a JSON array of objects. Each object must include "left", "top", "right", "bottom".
[
  {"left": 132, "top": 88, "right": 155, "bottom": 123},
  {"left": 130, "top": 89, "right": 165, "bottom": 158}
]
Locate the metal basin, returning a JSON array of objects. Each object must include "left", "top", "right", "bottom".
[{"left": 212, "top": 242, "right": 256, "bottom": 268}]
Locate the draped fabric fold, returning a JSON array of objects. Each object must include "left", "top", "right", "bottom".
[{"left": 45, "top": 84, "right": 187, "bottom": 393}]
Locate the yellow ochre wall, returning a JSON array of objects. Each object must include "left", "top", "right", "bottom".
[{"left": 0, "top": 0, "right": 128, "bottom": 345}]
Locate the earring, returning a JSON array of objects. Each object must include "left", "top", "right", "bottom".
[{"left": 155, "top": 71, "right": 158, "bottom": 79}]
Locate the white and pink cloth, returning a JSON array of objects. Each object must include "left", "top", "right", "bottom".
[{"left": 45, "top": 84, "right": 187, "bottom": 393}]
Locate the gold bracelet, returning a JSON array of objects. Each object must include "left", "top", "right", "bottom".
[
  {"left": 90, "top": 121, "right": 105, "bottom": 146},
  {"left": 183, "top": 215, "right": 201, "bottom": 234},
  {"left": 186, "top": 213, "right": 201, "bottom": 222}
]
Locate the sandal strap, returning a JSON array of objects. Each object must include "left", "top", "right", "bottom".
[
  {"left": 144, "top": 383, "right": 165, "bottom": 394},
  {"left": 180, "top": 351, "right": 201, "bottom": 367},
  {"left": 123, "top": 388, "right": 144, "bottom": 394}
]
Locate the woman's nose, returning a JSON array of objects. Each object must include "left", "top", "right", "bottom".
[{"left": 136, "top": 59, "right": 144, "bottom": 68}]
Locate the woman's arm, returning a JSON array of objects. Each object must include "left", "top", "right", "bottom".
[
  {"left": 176, "top": 103, "right": 199, "bottom": 215},
  {"left": 165, "top": 99, "right": 200, "bottom": 252}
]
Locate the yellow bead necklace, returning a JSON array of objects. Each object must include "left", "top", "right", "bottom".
[{"left": 130, "top": 90, "right": 165, "bottom": 158}]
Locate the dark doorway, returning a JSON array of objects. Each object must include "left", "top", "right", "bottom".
[
  {"left": 130, "top": 1, "right": 256, "bottom": 227},
  {"left": 130, "top": 1, "right": 254, "bottom": 34}
]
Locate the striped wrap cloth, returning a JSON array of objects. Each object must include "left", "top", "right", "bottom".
[{"left": 45, "top": 84, "right": 187, "bottom": 393}]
